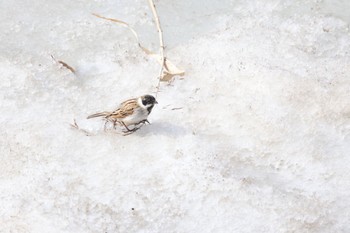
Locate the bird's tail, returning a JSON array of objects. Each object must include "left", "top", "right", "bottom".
[{"left": 87, "top": 111, "right": 111, "bottom": 119}]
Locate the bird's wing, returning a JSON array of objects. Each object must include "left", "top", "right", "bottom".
[
  {"left": 87, "top": 111, "right": 111, "bottom": 119},
  {"left": 109, "top": 98, "right": 138, "bottom": 119}
]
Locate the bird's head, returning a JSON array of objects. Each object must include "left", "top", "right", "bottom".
[{"left": 139, "top": 94, "right": 158, "bottom": 109}]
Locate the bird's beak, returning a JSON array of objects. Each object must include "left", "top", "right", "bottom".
[{"left": 155, "top": 100, "right": 158, "bottom": 104}]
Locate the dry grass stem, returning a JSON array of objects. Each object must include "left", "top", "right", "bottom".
[
  {"left": 70, "top": 119, "right": 92, "bottom": 136},
  {"left": 147, "top": 0, "right": 165, "bottom": 95},
  {"left": 51, "top": 55, "right": 76, "bottom": 74},
  {"left": 92, "top": 9, "right": 185, "bottom": 91},
  {"left": 58, "top": 61, "right": 76, "bottom": 73},
  {"left": 92, "top": 13, "right": 153, "bottom": 54},
  {"left": 171, "top": 107, "right": 183, "bottom": 110}
]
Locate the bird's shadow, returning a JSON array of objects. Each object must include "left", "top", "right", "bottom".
[{"left": 136, "top": 121, "right": 188, "bottom": 137}]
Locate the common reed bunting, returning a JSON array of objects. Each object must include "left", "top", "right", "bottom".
[{"left": 87, "top": 95, "right": 158, "bottom": 133}]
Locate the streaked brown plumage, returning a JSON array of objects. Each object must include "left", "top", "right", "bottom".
[
  {"left": 87, "top": 98, "right": 138, "bottom": 120},
  {"left": 87, "top": 95, "right": 158, "bottom": 133}
]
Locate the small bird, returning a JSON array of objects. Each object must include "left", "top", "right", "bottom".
[{"left": 87, "top": 94, "right": 158, "bottom": 133}]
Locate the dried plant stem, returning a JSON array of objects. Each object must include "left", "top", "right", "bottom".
[
  {"left": 92, "top": 13, "right": 154, "bottom": 54},
  {"left": 92, "top": 11, "right": 184, "bottom": 85},
  {"left": 50, "top": 55, "right": 76, "bottom": 74},
  {"left": 148, "top": 0, "right": 165, "bottom": 97},
  {"left": 70, "top": 119, "right": 92, "bottom": 136}
]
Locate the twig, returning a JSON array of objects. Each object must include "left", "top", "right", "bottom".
[
  {"left": 147, "top": 0, "right": 165, "bottom": 97},
  {"left": 58, "top": 61, "right": 76, "bottom": 73},
  {"left": 70, "top": 119, "right": 92, "bottom": 136},
  {"left": 171, "top": 107, "right": 183, "bottom": 111},
  {"left": 92, "top": 13, "right": 153, "bottom": 55},
  {"left": 92, "top": 12, "right": 184, "bottom": 86},
  {"left": 51, "top": 55, "right": 76, "bottom": 74}
]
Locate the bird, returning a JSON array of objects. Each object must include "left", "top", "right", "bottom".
[{"left": 87, "top": 94, "right": 158, "bottom": 133}]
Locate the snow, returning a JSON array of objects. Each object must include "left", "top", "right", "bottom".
[{"left": 1, "top": 0, "right": 350, "bottom": 232}]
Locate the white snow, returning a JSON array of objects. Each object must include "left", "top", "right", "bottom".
[{"left": 1, "top": 0, "right": 350, "bottom": 232}]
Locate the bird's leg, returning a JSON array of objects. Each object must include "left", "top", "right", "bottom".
[
  {"left": 121, "top": 121, "right": 135, "bottom": 132},
  {"left": 124, "top": 120, "right": 146, "bottom": 134},
  {"left": 121, "top": 120, "right": 150, "bottom": 135},
  {"left": 127, "top": 119, "right": 150, "bottom": 132},
  {"left": 121, "top": 122, "right": 146, "bottom": 135},
  {"left": 132, "top": 120, "right": 148, "bottom": 129}
]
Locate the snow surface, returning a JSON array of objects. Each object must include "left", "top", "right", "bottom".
[{"left": 1, "top": 0, "right": 350, "bottom": 232}]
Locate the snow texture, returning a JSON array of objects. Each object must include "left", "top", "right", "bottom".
[{"left": 1, "top": 0, "right": 350, "bottom": 232}]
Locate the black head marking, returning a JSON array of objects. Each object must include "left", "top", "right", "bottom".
[
  {"left": 142, "top": 95, "right": 157, "bottom": 106},
  {"left": 141, "top": 95, "right": 158, "bottom": 114},
  {"left": 147, "top": 105, "right": 155, "bottom": 114}
]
